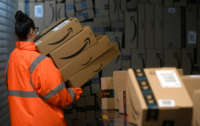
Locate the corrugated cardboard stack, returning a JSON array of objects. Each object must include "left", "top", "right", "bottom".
[
  {"left": 36, "top": 17, "right": 120, "bottom": 88},
  {"left": 102, "top": 68, "right": 195, "bottom": 126}
]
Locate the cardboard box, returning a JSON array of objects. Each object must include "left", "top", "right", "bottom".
[
  {"left": 182, "top": 48, "right": 194, "bottom": 75},
  {"left": 60, "top": 35, "right": 111, "bottom": 81},
  {"left": 138, "top": 4, "right": 145, "bottom": 49},
  {"left": 101, "top": 77, "right": 116, "bottom": 110},
  {"left": 131, "top": 49, "right": 146, "bottom": 69},
  {"left": 193, "top": 90, "right": 200, "bottom": 126},
  {"left": 146, "top": 49, "right": 164, "bottom": 68},
  {"left": 126, "top": 68, "right": 193, "bottom": 126},
  {"left": 163, "top": 7, "right": 182, "bottom": 49},
  {"left": 125, "top": 11, "right": 138, "bottom": 49},
  {"left": 113, "top": 71, "right": 129, "bottom": 114},
  {"left": 76, "top": 9, "right": 94, "bottom": 22},
  {"left": 37, "top": 18, "right": 66, "bottom": 39},
  {"left": 182, "top": 76, "right": 200, "bottom": 126},
  {"left": 164, "top": 49, "right": 182, "bottom": 68},
  {"left": 29, "top": 1, "right": 45, "bottom": 33},
  {"left": 36, "top": 18, "right": 82, "bottom": 55},
  {"left": 102, "top": 32, "right": 122, "bottom": 77},
  {"left": 69, "top": 44, "right": 120, "bottom": 87},
  {"left": 75, "top": 0, "right": 93, "bottom": 11},
  {"left": 56, "top": 3, "right": 65, "bottom": 20},
  {"left": 65, "top": 0, "right": 75, "bottom": 17},
  {"left": 44, "top": 0, "right": 56, "bottom": 28},
  {"left": 181, "top": 75, "right": 200, "bottom": 99},
  {"left": 155, "top": 5, "right": 163, "bottom": 49},
  {"left": 144, "top": 4, "right": 155, "bottom": 49}
]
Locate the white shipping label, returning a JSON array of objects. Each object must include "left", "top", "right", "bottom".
[
  {"left": 187, "top": 31, "right": 197, "bottom": 44},
  {"left": 52, "top": 20, "right": 70, "bottom": 31},
  {"left": 156, "top": 70, "right": 182, "bottom": 88},
  {"left": 158, "top": 99, "right": 176, "bottom": 107},
  {"left": 34, "top": 5, "right": 43, "bottom": 18}
]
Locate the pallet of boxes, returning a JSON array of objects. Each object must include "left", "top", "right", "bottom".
[
  {"left": 101, "top": 68, "right": 199, "bottom": 126},
  {"left": 36, "top": 17, "right": 120, "bottom": 126}
]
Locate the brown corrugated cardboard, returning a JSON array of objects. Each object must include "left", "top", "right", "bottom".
[
  {"left": 146, "top": 49, "right": 164, "bottom": 67},
  {"left": 44, "top": 0, "right": 56, "bottom": 28},
  {"left": 37, "top": 18, "right": 66, "bottom": 39},
  {"left": 36, "top": 18, "right": 82, "bottom": 54},
  {"left": 181, "top": 75, "right": 200, "bottom": 100},
  {"left": 131, "top": 49, "right": 146, "bottom": 69},
  {"left": 29, "top": 1, "right": 45, "bottom": 33},
  {"left": 69, "top": 44, "right": 120, "bottom": 87},
  {"left": 50, "top": 26, "right": 96, "bottom": 68},
  {"left": 182, "top": 76, "right": 200, "bottom": 126},
  {"left": 126, "top": 68, "right": 193, "bottom": 126},
  {"left": 138, "top": 4, "right": 145, "bottom": 49},
  {"left": 125, "top": 11, "right": 138, "bottom": 49},
  {"left": 193, "top": 90, "right": 200, "bottom": 126},
  {"left": 113, "top": 71, "right": 128, "bottom": 113},
  {"left": 163, "top": 7, "right": 181, "bottom": 49},
  {"left": 145, "top": 4, "right": 155, "bottom": 49},
  {"left": 177, "top": 68, "right": 184, "bottom": 75},
  {"left": 56, "top": 3, "right": 65, "bottom": 20},
  {"left": 101, "top": 77, "right": 116, "bottom": 110},
  {"left": 155, "top": 5, "right": 163, "bottom": 49},
  {"left": 60, "top": 35, "right": 111, "bottom": 81}
]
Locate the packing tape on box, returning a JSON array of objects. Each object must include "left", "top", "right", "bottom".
[{"left": 133, "top": 68, "right": 159, "bottom": 121}]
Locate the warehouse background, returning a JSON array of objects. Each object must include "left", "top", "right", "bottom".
[{"left": 0, "top": 0, "right": 200, "bottom": 125}]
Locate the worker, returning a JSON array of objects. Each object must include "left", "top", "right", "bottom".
[{"left": 5, "top": 10, "right": 82, "bottom": 126}]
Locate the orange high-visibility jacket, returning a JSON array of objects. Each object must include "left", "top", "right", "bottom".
[{"left": 5, "top": 41, "right": 82, "bottom": 126}]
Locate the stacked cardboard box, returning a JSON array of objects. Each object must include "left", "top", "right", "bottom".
[
  {"left": 101, "top": 77, "right": 116, "bottom": 111},
  {"left": 182, "top": 75, "right": 200, "bottom": 126},
  {"left": 101, "top": 67, "right": 194, "bottom": 126},
  {"left": 36, "top": 18, "right": 120, "bottom": 87}
]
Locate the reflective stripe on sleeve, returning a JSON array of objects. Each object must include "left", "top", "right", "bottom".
[
  {"left": 8, "top": 90, "right": 38, "bottom": 98},
  {"left": 67, "top": 88, "right": 75, "bottom": 102},
  {"left": 43, "top": 82, "right": 66, "bottom": 101}
]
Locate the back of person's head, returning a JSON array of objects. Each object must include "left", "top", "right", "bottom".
[{"left": 15, "top": 10, "right": 35, "bottom": 41}]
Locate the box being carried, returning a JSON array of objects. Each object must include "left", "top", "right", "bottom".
[
  {"left": 36, "top": 18, "right": 120, "bottom": 88},
  {"left": 126, "top": 68, "right": 193, "bottom": 126},
  {"left": 36, "top": 18, "right": 82, "bottom": 55}
]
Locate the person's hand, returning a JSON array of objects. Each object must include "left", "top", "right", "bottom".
[{"left": 72, "top": 88, "right": 82, "bottom": 100}]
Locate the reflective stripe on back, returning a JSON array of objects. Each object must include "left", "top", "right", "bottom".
[
  {"left": 8, "top": 90, "right": 38, "bottom": 98},
  {"left": 8, "top": 54, "right": 47, "bottom": 98},
  {"left": 30, "top": 55, "right": 46, "bottom": 74}
]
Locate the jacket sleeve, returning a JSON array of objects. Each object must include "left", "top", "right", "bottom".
[{"left": 32, "top": 57, "right": 82, "bottom": 108}]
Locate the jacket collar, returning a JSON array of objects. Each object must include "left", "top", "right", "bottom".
[{"left": 16, "top": 41, "right": 37, "bottom": 51}]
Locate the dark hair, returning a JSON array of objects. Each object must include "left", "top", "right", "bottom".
[{"left": 15, "top": 10, "right": 35, "bottom": 41}]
